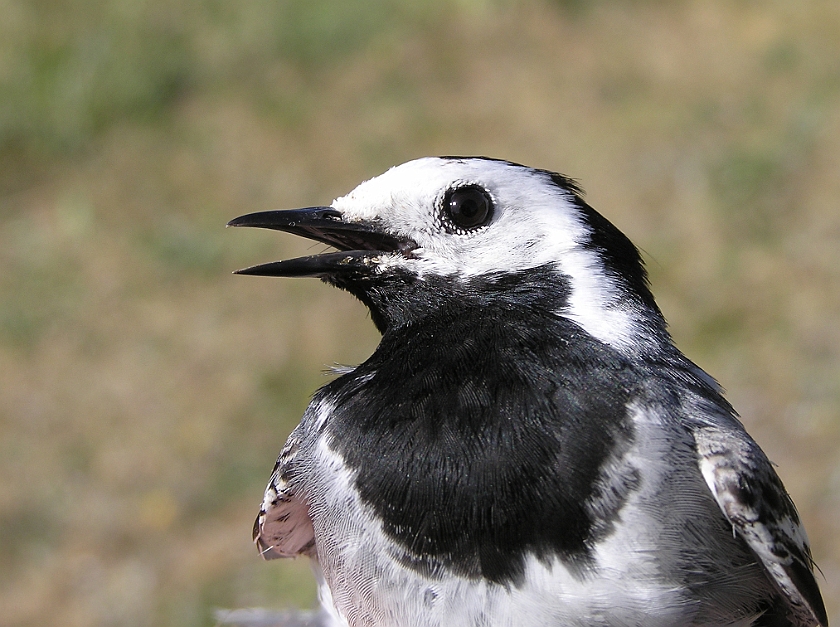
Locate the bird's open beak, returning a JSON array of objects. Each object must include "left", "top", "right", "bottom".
[{"left": 228, "top": 207, "right": 415, "bottom": 277}]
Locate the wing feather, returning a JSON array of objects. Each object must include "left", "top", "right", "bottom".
[{"left": 693, "top": 423, "right": 827, "bottom": 627}]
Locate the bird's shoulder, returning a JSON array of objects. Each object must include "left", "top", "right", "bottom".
[
  {"left": 253, "top": 428, "right": 316, "bottom": 560},
  {"left": 685, "top": 401, "right": 827, "bottom": 627}
]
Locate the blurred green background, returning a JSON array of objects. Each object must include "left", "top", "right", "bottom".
[{"left": 2, "top": 0, "right": 839, "bottom": 625}]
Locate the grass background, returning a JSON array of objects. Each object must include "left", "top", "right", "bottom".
[{"left": 2, "top": 0, "right": 839, "bottom": 625}]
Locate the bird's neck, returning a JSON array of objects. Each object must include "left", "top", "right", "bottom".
[{"left": 330, "top": 264, "right": 673, "bottom": 360}]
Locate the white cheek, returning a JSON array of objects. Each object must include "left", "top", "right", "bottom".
[{"left": 400, "top": 204, "right": 580, "bottom": 278}]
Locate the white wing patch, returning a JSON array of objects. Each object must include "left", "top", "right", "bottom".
[
  {"left": 253, "top": 436, "right": 316, "bottom": 560},
  {"left": 693, "top": 424, "right": 827, "bottom": 627}
]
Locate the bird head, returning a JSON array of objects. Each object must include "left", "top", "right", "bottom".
[{"left": 229, "top": 157, "right": 667, "bottom": 354}]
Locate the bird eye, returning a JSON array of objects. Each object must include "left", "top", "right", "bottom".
[{"left": 443, "top": 186, "right": 493, "bottom": 231}]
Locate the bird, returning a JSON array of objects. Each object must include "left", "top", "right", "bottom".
[{"left": 228, "top": 157, "right": 828, "bottom": 627}]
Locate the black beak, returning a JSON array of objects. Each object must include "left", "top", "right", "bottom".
[{"left": 227, "top": 207, "right": 415, "bottom": 277}]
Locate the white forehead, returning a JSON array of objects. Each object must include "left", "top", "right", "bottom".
[{"left": 331, "top": 157, "right": 590, "bottom": 277}]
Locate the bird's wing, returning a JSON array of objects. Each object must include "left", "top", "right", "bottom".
[
  {"left": 253, "top": 435, "right": 315, "bottom": 560},
  {"left": 691, "top": 420, "right": 827, "bottom": 627}
]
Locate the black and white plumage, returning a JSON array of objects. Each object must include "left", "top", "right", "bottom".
[{"left": 229, "top": 157, "right": 827, "bottom": 627}]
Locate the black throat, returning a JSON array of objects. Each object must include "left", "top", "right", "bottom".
[
  {"left": 328, "top": 263, "right": 578, "bottom": 334},
  {"left": 319, "top": 267, "right": 642, "bottom": 585}
]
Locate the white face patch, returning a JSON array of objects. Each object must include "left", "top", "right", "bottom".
[
  {"left": 333, "top": 158, "right": 583, "bottom": 277},
  {"left": 331, "top": 158, "right": 645, "bottom": 352}
]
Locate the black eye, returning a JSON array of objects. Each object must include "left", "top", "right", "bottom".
[{"left": 444, "top": 185, "right": 493, "bottom": 230}]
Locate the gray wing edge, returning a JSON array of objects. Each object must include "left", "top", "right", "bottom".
[{"left": 692, "top": 422, "right": 828, "bottom": 627}]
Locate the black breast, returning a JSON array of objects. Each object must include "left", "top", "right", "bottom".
[{"left": 321, "top": 273, "right": 640, "bottom": 586}]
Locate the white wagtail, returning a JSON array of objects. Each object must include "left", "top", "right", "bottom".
[{"left": 229, "top": 157, "right": 827, "bottom": 627}]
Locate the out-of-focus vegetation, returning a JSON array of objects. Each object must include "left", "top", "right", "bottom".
[{"left": 1, "top": 1, "right": 838, "bottom": 625}]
